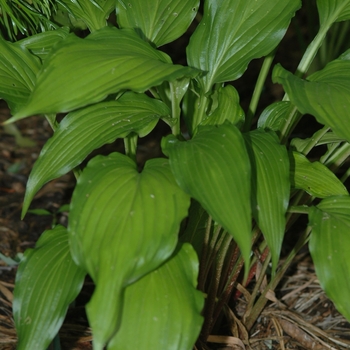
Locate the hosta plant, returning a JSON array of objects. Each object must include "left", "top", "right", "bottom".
[{"left": 1, "top": 0, "right": 350, "bottom": 349}]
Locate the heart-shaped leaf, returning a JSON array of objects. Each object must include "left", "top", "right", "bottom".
[
  {"left": 11, "top": 26, "right": 199, "bottom": 121},
  {"left": 244, "top": 130, "right": 290, "bottom": 273},
  {"left": 13, "top": 225, "right": 86, "bottom": 350},
  {"left": 109, "top": 243, "right": 204, "bottom": 350},
  {"left": 187, "top": 0, "right": 301, "bottom": 91},
  {"left": 309, "top": 195, "right": 350, "bottom": 322},
  {"left": 116, "top": 0, "right": 199, "bottom": 47},
  {"left": 273, "top": 52, "right": 350, "bottom": 143},
  {"left": 162, "top": 123, "right": 252, "bottom": 271},
  {"left": 22, "top": 92, "right": 169, "bottom": 217},
  {"left": 68, "top": 153, "right": 190, "bottom": 349}
]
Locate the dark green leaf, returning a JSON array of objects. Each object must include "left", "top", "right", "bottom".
[
  {"left": 68, "top": 153, "right": 190, "bottom": 349},
  {"left": 257, "top": 101, "right": 291, "bottom": 133},
  {"left": 162, "top": 123, "right": 252, "bottom": 271},
  {"left": 244, "top": 130, "right": 290, "bottom": 273},
  {"left": 187, "top": 0, "right": 301, "bottom": 91},
  {"left": 290, "top": 151, "right": 348, "bottom": 198},
  {"left": 11, "top": 26, "right": 199, "bottom": 121},
  {"left": 109, "top": 243, "right": 204, "bottom": 350},
  {"left": 309, "top": 195, "right": 350, "bottom": 322},
  {"left": 22, "top": 92, "right": 169, "bottom": 217},
  {"left": 116, "top": 0, "right": 199, "bottom": 47},
  {"left": 13, "top": 225, "right": 86, "bottom": 350}
]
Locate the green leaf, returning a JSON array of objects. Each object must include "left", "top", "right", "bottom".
[
  {"left": 309, "top": 195, "right": 350, "bottom": 322},
  {"left": 109, "top": 243, "right": 204, "bottom": 350},
  {"left": 200, "top": 85, "right": 245, "bottom": 130},
  {"left": 116, "top": 0, "right": 199, "bottom": 47},
  {"left": 11, "top": 26, "right": 199, "bottom": 122},
  {"left": 162, "top": 123, "right": 252, "bottom": 272},
  {"left": 257, "top": 101, "right": 291, "bottom": 133},
  {"left": 244, "top": 130, "right": 290, "bottom": 273},
  {"left": 13, "top": 225, "right": 86, "bottom": 350},
  {"left": 272, "top": 54, "right": 350, "bottom": 143},
  {"left": 290, "top": 151, "right": 348, "bottom": 198},
  {"left": 16, "top": 27, "right": 70, "bottom": 61},
  {"left": 22, "top": 92, "right": 169, "bottom": 217},
  {"left": 0, "top": 37, "right": 40, "bottom": 114},
  {"left": 187, "top": 0, "right": 301, "bottom": 92},
  {"left": 58, "top": 0, "right": 116, "bottom": 31},
  {"left": 68, "top": 153, "right": 190, "bottom": 350},
  {"left": 317, "top": 0, "right": 350, "bottom": 27}
]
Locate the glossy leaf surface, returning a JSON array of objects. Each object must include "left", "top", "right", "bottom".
[
  {"left": 290, "top": 151, "right": 348, "bottom": 198},
  {"left": 162, "top": 123, "right": 252, "bottom": 269},
  {"left": 116, "top": 0, "right": 199, "bottom": 47},
  {"left": 273, "top": 54, "right": 350, "bottom": 143},
  {"left": 0, "top": 38, "right": 40, "bottom": 114},
  {"left": 257, "top": 101, "right": 291, "bottom": 132},
  {"left": 68, "top": 153, "right": 190, "bottom": 349},
  {"left": 317, "top": 0, "right": 350, "bottom": 26},
  {"left": 187, "top": 0, "right": 300, "bottom": 91},
  {"left": 12, "top": 26, "right": 198, "bottom": 121},
  {"left": 58, "top": 0, "right": 116, "bottom": 31},
  {"left": 13, "top": 225, "right": 86, "bottom": 350},
  {"left": 244, "top": 130, "right": 290, "bottom": 273},
  {"left": 22, "top": 92, "right": 169, "bottom": 217},
  {"left": 309, "top": 195, "right": 350, "bottom": 321},
  {"left": 109, "top": 244, "right": 204, "bottom": 350}
]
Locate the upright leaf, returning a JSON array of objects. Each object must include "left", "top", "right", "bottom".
[
  {"left": 109, "top": 244, "right": 204, "bottom": 350},
  {"left": 187, "top": 0, "right": 301, "bottom": 92},
  {"left": 68, "top": 153, "right": 190, "bottom": 349},
  {"left": 244, "top": 130, "right": 290, "bottom": 273},
  {"left": 10, "top": 26, "right": 199, "bottom": 122},
  {"left": 309, "top": 196, "right": 350, "bottom": 321},
  {"left": 273, "top": 53, "right": 350, "bottom": 143},
  {"left": 13, "top": 225, "right": 86, "bottom": 350},
  {"left": 317, "top": 0, "right": 350, "bottom": 27},
  {"left": 22, "top": 92, "right": 169, "bottom": 217},
  {"left": 162, "top": 123, "right": 252, "bottom": 271},
  {"left": 0, "top": 37, "right": 40, "bottom": 114},
  {"left": 116, "top": 0, "right": 199, "bottom": 47},
  {"left": 58, "top": 0, "right": 116, "bottom": 31}
]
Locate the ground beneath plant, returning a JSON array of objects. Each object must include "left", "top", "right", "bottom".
[{"left": 1, "top": 23, "right": 350, "bottom": 350}]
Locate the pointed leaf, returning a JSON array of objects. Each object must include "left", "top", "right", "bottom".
[
  {"left": 187, "top": 0, "right": 301, "bottom": 91},
  {"left": 13, "top": 225, "right": 86, "bottom": 350},
  {"left": 243, "top": 130, "right": 289, "bottom": 273},
  {"left": 162, "top": 123, "right": 252, "bottom": 269},
  {"left": 200, "top": 85, "right": 245, "bottom": 130},
  {"left": 109, "top": 243, "right": 204, "bottom": 350},
  {"left": 0, "top": 37, "right": 40, "bottom": 114},
  {"left": 22, "top": 92, "right": 169, "bottom": 217},
  {"left": 317, "top": 0, "right": 350, "bottom": 27},
  {"left": 58, "top": 0, "right": 116, "bottom": 31},
  {"left": 12, "top": 26, "right": 199, "bottom": 121},
  {"left": 290, "top": 151, "right": 348, "bottom": 198},
  {"left": 272, "top": 53, "right": 350, "bottom": 143},
  {"left": 309, "top": 195, "right": 350, "bottom": 321},
  {"left": 116, "top": 0, "right": 199, "bottom": 47},
  {"left": 68, "top": 153, "right": 190, "bottom": 349}
]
